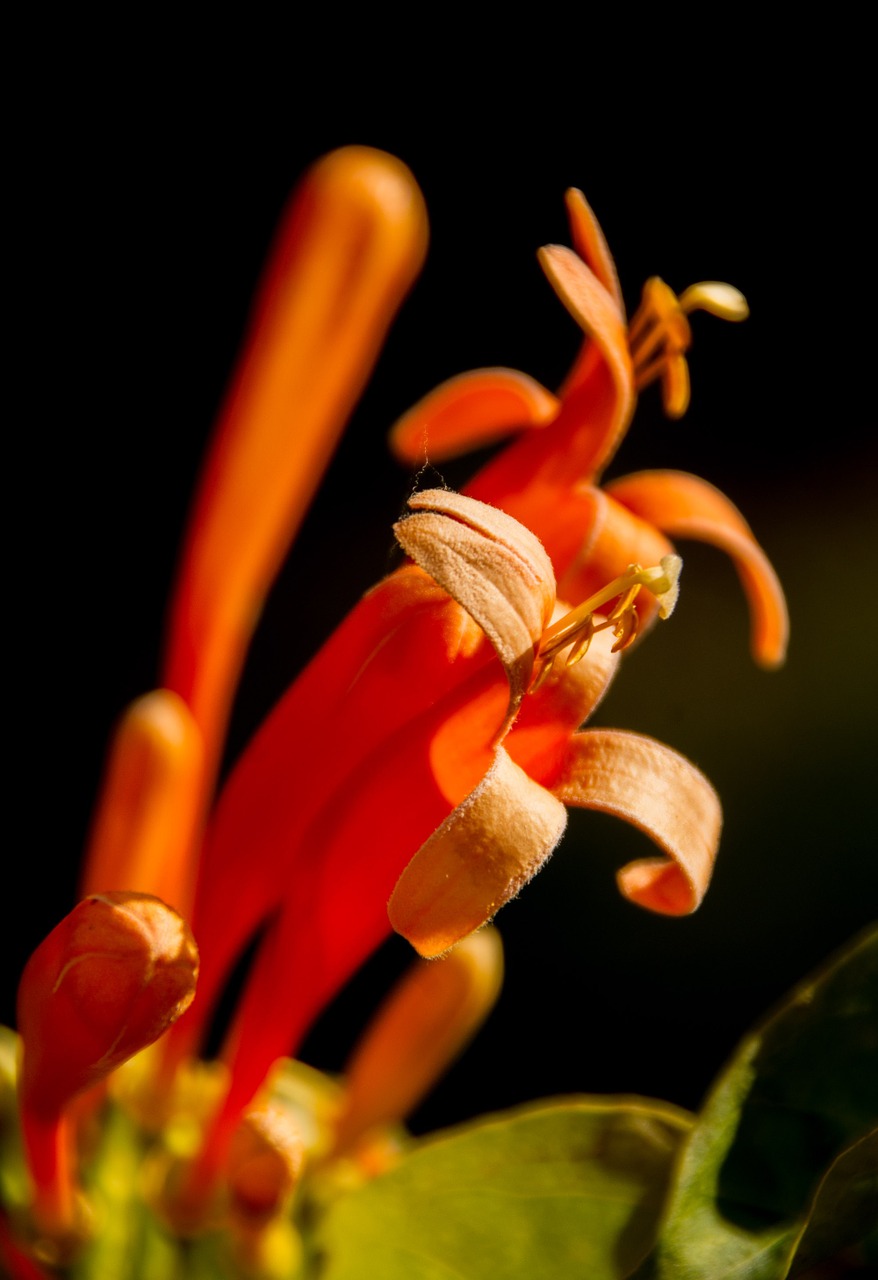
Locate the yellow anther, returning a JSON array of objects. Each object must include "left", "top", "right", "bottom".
[
  {"left": 628, "top": 276, "right": 748, "bottom": 418},
  {"left": 535, "top": 555, "right": 682, "bottom": 681}
]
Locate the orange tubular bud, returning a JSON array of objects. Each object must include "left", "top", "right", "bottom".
[
  {"left": 163, "top": 147, "right": 429, "bottom": 783},
  {"left": 333, "top": 928, "right": 504, "bottom": 1155},
  {"left": 79, "top": 691, "right": 203, "bottom": 914},
  {"left": 17, "top": 894, "right": 198, "bottom": 1238}
]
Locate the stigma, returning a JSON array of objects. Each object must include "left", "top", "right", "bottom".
[
  {"left": 534, "top": 556, "right": 683, "bottom": 686},
  {"left": 628, "top": 278, "right": 748, "bottom": 418}
]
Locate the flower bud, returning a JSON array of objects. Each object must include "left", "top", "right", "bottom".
[
  {"left": 334, "top": 928, "right": 504, "bottom": 1153},
  {"left": 227, "top": 1107, "right": 305, "bottom": 1225},
  {"left": 18, "top": 893, "right": 198, "bottom": 1116}
]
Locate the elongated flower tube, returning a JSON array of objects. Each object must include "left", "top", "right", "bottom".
[
  {"left": 390, "top": 189, "right": 788, "bottom": 668},
  {"left": 181, "top": 493, "right": 718, "bottom": 1189},
  {"left": 116, "top": 147, "right": 428, "bottom": 920},
  {"left": 16, "top": 895, "right": 198, "bottom": 1243}
]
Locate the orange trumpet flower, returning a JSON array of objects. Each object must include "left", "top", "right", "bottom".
[
  {"left": 390, "top": 189, "right": 788, "bottom": 669},
  {"left": 183, "top": 491, "right": 719, "bottom": 1186}
]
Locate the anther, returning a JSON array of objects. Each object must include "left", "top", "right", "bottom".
[
  {"left": 534, "top": 556, "right": 682, "bottom": 684},
  {"left": 628, "top": 277, "right": 748, "bottom": 418}
]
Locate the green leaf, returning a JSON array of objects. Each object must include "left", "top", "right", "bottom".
[
  {"left": 315, "top": 1096, "right": 692, "bottom": 1279},
  {"left": 633, "top": 927, "right": 878, "bottom": 1280},
  {"left": 784, "top": 1127, "right": 878, "bottom": 1277}
]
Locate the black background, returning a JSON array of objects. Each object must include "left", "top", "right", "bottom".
[{"left": 7, "top": 38, "right": 875, "bottom": 1136}]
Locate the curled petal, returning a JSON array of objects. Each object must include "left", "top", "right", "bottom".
[
  {"left": 79, "top": 690, "right": 203, "bottom": 915},
  {"left": 396, "top": 490, "right": 556, "bottom": 727},
  {"left": 553, "top": 730, "right": 722, "bottom": 915},
  {"left": 389, "top": 368, "right": 560, "bottom": 465},
  {"left": 606, "top": 470, "right": 788, "bottom": 667},
  {"left": 389, "top": 748, "right": 568, "bottom": 958}
]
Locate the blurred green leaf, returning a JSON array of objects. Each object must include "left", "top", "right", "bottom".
[
  {"left": 633, "top": 927, "right": 878, "bottom": 1279},
  {"left": 315, "top": 1097, "right": 692, "bottom": 1279},
  {"left": 785, "top": 1127, "right": 878, "bottom": 1277}
]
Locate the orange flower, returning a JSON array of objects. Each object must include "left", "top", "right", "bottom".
[
  {"left": 181, "top": 491, "right": 719, "bottom": 1185},
  {"left": 59, "top": 158, "right": 746, "bottom": 1207},
  {"left": 390, "top": 188, "right": 788, "bottom": 668}
]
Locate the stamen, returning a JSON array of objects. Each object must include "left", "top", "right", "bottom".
[
  {"left": 534, "top": 556, "right": 682, "bottom": 684},
  {"left": 628, "top": 276, "right": 748, "bottom": 418}
]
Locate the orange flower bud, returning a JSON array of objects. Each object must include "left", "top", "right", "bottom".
[
  {"left": 227, "top": 1107, "right": 305, "bottom": 1225},
  {"left": 18, "top": 893, "right": 198, "bottom": 1117}
]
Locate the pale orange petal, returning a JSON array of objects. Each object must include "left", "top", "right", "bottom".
[
  {"left": 389, "top": 368, "right": 560, "bottom": 465},
  {"left": 606, "top": 470, "right": 789, "bottom": 667},
  {"left": 388, "top": 748, "right": 567, "bottom": 957},
  {"left": 395, "top": 490, "right": 556, "bottom": 728},
  {"left": 564, "top": 188, "right": 624, "bottom": 314},
  {"left": 553, "top": 729, "right": 721, "bottom": 915},
  {"left": 79, "top": 691, "right": 203, "bottom": 916},
  {"left": 163, "top": 147, "right": 428, "bottom": 775}
]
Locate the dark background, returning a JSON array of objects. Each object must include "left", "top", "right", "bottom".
[{"left": 7, "top": 47, "right": 875, "bottom": 1134}]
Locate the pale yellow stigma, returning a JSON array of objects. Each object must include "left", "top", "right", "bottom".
[
  {"left": 628, "top": 277, "right": 748, "bottom": 418},
  {"left": 534, "top": 556, "right": 682, "bottom": 686}
]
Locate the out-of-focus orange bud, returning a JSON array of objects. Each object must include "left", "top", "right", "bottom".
[
  {"left": 227, "top": 1106, "right": 305, "bottom": 1225},
  {"left": 79, "top": 691, "right": 203, "bottom": 914},
  {"left": 333, "top": 927, "right": 503, "bottom": 1155},
  {"left": 17, "top": 893, "right": 198, "bottom": 1117}
]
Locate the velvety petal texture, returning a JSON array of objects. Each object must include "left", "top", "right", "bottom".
[
  {"left": 395, "top": 489, "right": 555, "bottom": 726},
  {"left": 553, "top": 730, "right": 722, "bottom": 915},
  {"left": 389, "top": 749, "right": 568, "bottom": 957}
]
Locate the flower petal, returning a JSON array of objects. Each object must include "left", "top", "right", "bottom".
[
  {"left": 163, "top": 147, "right": 428, "bottom": 773},
  {"left": 395, "top": 490, "right": 556, "bottom": 727},
  {"left": 168, "top": 568, "right": 493, "bottom": 1064},
  {"left": 538, "top": 243, "right": 632, "bottom": 412},
  {"left": 189, "top": 666, "right": 508, "bottom": 1183},
  {"left": 564, "top": 188, "right": 624, "bottom": 315},
  {"left": 606, "top": 470, "right": 788, "bottom": 667},
  {"left": 553, "top": 729, "right": 722, "bottom": 915},
  {"left": 389, "top": 368, "right": 560, "bottom": 466},
  {"left": 388, "top": 748, "right": 567, "bottom": 958}
]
